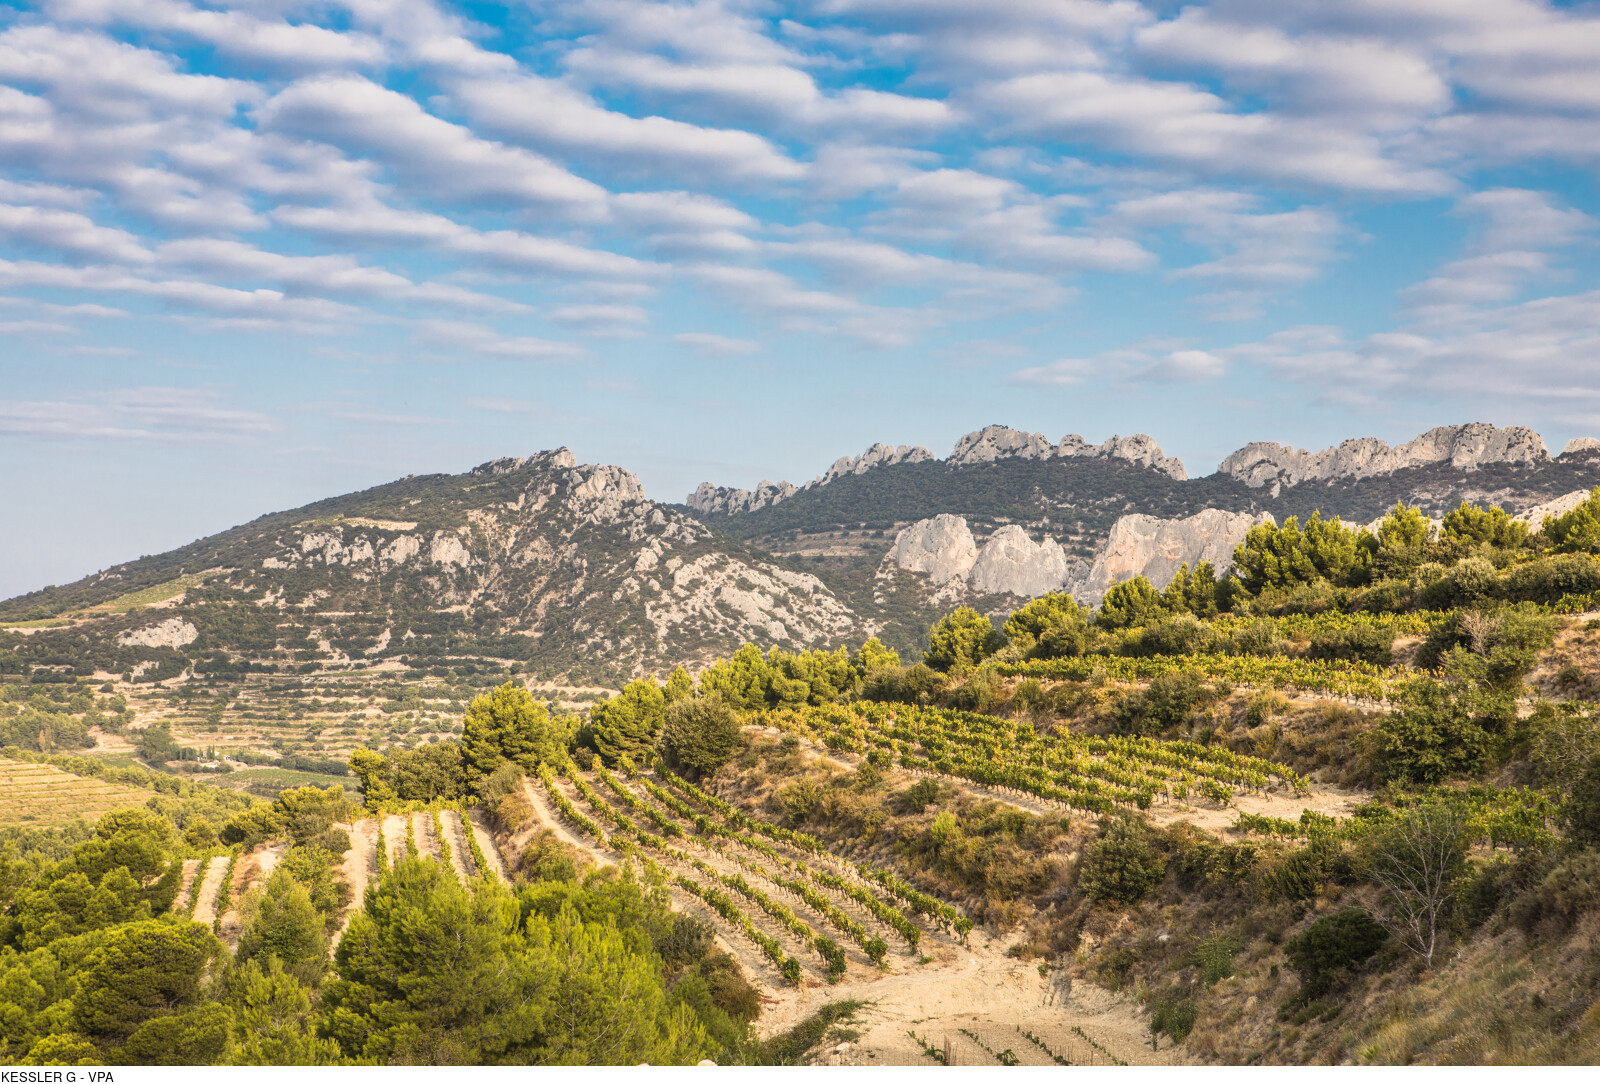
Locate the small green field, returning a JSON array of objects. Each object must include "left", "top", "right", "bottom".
[{"left": 0, "top": 758, "right": 156, "bottom": 826}]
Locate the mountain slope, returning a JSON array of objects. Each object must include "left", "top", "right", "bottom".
[{"left": 0, "top": 450, "right": 861, "bottom": 686}]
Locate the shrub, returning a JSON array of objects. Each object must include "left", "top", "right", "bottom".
[
  {"left": 1283, "top": 910, "right": 1387, "bottom": 994},
  {"left": 1098, "top": 577, "right": 1165, "bottom": 630},
  {"left": 1564, "top": 754, "right": 1600, "bottom": 846},
  {"left": 1367, "top": 679, "right": 1489, "bottom": 784},
  {"left": 924, "top": 607, "right": 997, "bottom": 672},
  {"left": 1079, "top": 817, "right": 1165, "bottom": 906},
  {"left": 1307, "top": 619, "right": 1395, "bottom": 666},
  {"left": 658, "top": 695, "right": 743, "bottom": 779},
  {"left": 861, "top": 664, "right": 945, "bottom": 705}
]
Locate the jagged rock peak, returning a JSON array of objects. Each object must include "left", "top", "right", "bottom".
[
  {"left": 946, "top": 425, "right": 1187, "bottom": 479},
  {"left": 1219, "top": 423, "right": 1550, "bottom": 489},
  {"left": 686, "top": 479, "right": 797, "bottom": 516},
  {"left": 686, "top": 441, "right": 932, "bottom": 514},
  {"left": 820, "top": 442, "right": 933, "bottom": 485},
  {"left": 1562, "top": 438, "right": 1600, "bottom": 458},
  {"left": 471, "top": 448, "right": 578, "bottom": 475}
]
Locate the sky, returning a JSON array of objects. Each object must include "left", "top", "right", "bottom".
[{"left": 3, "top": 0, "right": 1600, "bottom": 599}]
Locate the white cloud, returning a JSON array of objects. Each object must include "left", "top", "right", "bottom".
[
  {"left": 412, "top": 319, "right": 585, "bottom": 361},
  {"left": 0, "top": 385, "right": 276, "bottom": 441},
  {"left": 674, "top": 331, "right": 758, "bottom": 357},
  {"left": 47, "top": 0, "right": 387, "bottom": 69},
  {"left": 0, "top": 203, "right": 153, "bottom": 263},
  {"left": 256, "top": 75, "right": 609, "bottom": 213}
]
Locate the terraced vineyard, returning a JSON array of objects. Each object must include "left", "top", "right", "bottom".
[
  {"left": 995, "top": 652, "right": 1417, "bottom": 700},
  {"left": 761, "top": 703, "right": 1307, "bottom": 814},
  {"left": 532, "top": 758, "right": 971, "bottom": 989},
  {"left": 0, "top": 757, "right": 164, "bottom": 825}
]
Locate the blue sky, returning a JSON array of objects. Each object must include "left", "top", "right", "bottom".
[{"left": 4, "top": 0, "right": 1600, "bottom": 598}]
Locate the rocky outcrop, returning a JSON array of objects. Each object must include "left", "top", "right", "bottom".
[
  {"left": 967, "top": 526, "right": 1080, "bottom": 597},
  {"left": 118, "top": 617, "right": 199, "bottom": 649},
  {"left": 687, "top": 480, "right": 797, "bottom": 516},
  {"left": 889, "top": 514, "right": 978, "bottom": 584},
  {"left": 687, "top": 442, "right": 929, "bottom": 515},
  {"left": 819, "top": 443, "right": 933, "bottom": 485},
  {"left": 687, "top": 426, "right": 1185, "bottom": 514},
  {"left": 1561, "top": 438, "right": 1600, "bottom": 460},
  {"left": 947, "top": 425, "right": 1187, "bottom": 479},
  {"left": 1219, "top": 424, "right": 1550, "bottom": 490},
  {"left": 1514, "top": 490, "right": 1593, "bottom": 525},
  {"left": 1073, "top": 509, "right": 1269, "bottom": 605}
]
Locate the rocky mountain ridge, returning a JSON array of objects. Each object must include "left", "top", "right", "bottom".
[
  {"left": 1217, "top": 422, "right": 1553, "bottom": 491},
  {"left": 687, "top": 425, "right": 1186, "bottom": 515}
]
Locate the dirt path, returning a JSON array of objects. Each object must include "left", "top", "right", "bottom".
[
  {"left": 411, "top": 812, "right": 438, "bottom": 861},
  {"left": 520, "top": 775, "right": 613, "bottom": 866},
  {"left": 335, "top": 819, "right": 377, "bottom": 948},
  {"left": 190, "top": 854, "right": 231, "bottom": 926},
  {"left": 172, "top": 857, "right": 201, "bottom": 913},
  {"left": 380, "top": 814, "right": 407, "bottom": 865},
  {"left": 464, "top": 809, "right": 508, "bottom": 881},
  {"left": 762, "top": 931, "right": 1182, "bottom": 1067},
  {"left": 218, "top": 842, "right": 286, "bottom": 947},
  {"left": 437, "top": 810, "right": 474, "bottom": 882}
]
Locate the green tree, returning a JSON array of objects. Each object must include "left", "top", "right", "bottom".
[
  {"left": 389, "top": 743, "right": 467, "bottom": 803},
  {"left": 461, "top": 682, "right": 573, "bottom": 791},
  {"left": 1377, "top": 502, "right": 1433, "bottom": 550},
  {"left": 923, "top": 607, "right": 995, "bottom": 671},
  {"left": 534, "top": 905, "right": 708, "bottom": 1065},
  {"left": 225, "top": 956, "right": 342, "bottom": 1065},
  {"left": 1097, "top": 577, "right": 1165, "bottom": 631},
  {"left": 696, "top": 644, "right": 774, "bottom": 711},
  {"left": 1563, "top": 754, "right": 1600, "bottom": 847},
  {"left": 1283, "top": 910, "right": 1388, "bottom": 995},
  {"left": 72, "top": 920, "right": 221, "bottom": 1047},
  {"left": 1543, "top": 487, "right": 1600, "bottom": 554},
  {"left": 663, "top": 667, "right": 694, "bottom": 704},
  {"left": 851, "top": 637, "right": 901, "bottom": 675},
  {"left": 1003, "top": 592, "right": 1089, "bottom": 656},
  {"left": 1160, "top": 562, "right": 1219, "bottom": 618},
  {"left": 347, "top": 748, "right": 397, "bottom": 809},
  {"left": 119, "top": 1003, "right": 231, "bottom": 1065},
  {"left": 236, "top": 868, "right": 329, "bottom": 986},
  {"left": 322, "top": 856, "right": 545, "bottom": 1064},
  {"left": 592, "top": 679, "right": 666, "bottom": 767},
  {"left": 1441, "top": 500, "right": 1527, "bottom": 549},
  {"left": 1368, "top": 679, "right": 1489, "bottom": 784},
  {"left": 658, "top": 696, "right": 743, "bottom": 779}
]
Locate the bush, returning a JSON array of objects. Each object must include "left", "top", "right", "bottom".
[
  {"left": 861, "top": 664, "right": 945, "bottom": 705},
  {"left": 1129, "top": 615, "right": 1221, "bottom": 658},
  {"left": 1503, "top": 555, "right": 1600, "bottom": 604},
  {"left": 1079, "top": 817, "right": 1165, "bottom": 906},
  {"left": 1367, "top": 679, "right": 1489, "bottom": 784},
  {"left": 1564, "top": 754, "right": 1600, "bottom": 846},
  {"left": 658, "top": 695, "right": 743, "bottom": 779},
  {"left": 1283, "top": 909, "right": 1387, "bottom": 994},
  {"left": 1307, "top": 619, "right": 1395, "bottom": 665},
  {"left": 1098, "top": 577, "right": 1165, "bottom": 631}
]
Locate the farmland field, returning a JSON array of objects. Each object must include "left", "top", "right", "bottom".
[{"left": 0, "top": 757, "right": 159, "bottom": 825}]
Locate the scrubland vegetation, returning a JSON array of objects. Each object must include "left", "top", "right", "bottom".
[{"left": 5, "top": 492, "right": 1600, "bottom": 1063}]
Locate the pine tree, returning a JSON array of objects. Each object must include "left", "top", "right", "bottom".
[
  {"left": 461, "top": 682, "right": 572, "bottom": 790},
  {"left": 592, "top": 679, "right": 666, "bottom": 767}
]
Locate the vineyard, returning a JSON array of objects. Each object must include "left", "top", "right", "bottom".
[
  {"left": 995, "top": 652, "right": 1419, "bottom": 700},
  {"left": 0, "top": 757, "right": 163, "bottom": 826},
  {"left": 1232, "top": 784, "right": 1560, "bottom": 850},
  {"left": 530, "top": 755, "right": 975, "bottom": 989},
  {"left": 758, "top": 702, "right": 1308, "bottom": 815}
]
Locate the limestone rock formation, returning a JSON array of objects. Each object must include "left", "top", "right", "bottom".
[
  {"left": 819, "top": 443, "right": 933, "bottom": 485},
  {"left": 948, "top": 425, "right": 1187, "bottom": 479},
  {"left": 686, "top": 480, "right": 796, "bottom": 516},
  {"left": 1561, "top": 438, "right": 1600, "bottom": 459},
  {"left": 1514, "top": 490, "right": 1593, "bottom": 525},
  {"left": 1073, "top": 509, "right": 1269, "bottom": 605},
  {"left": 889, "top": 514, "right": 979, "bottom": 584},
  {"left": 1219, "top": 423, "right": 1550, "bottom": 489},
  {"left": 967, "top": 525, "right": 1079, "bottom": 597},
  {"left": 118, "top": 617, "right": 199, "bottom": 649}
]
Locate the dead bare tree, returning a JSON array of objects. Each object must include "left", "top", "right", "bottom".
[{"left": 1366, "top": 804, "right": 1469, "bottom": 968}]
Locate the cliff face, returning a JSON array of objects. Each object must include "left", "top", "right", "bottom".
[
  {"left": 1073, "top": 508, "right": 1268, "bottom": 604},
  {"left": 1218, "top": 423, "right": 1550, "bottom": 490},
  {"left": 883, "top": 507, "right": 1248, "bottom": 604}
]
